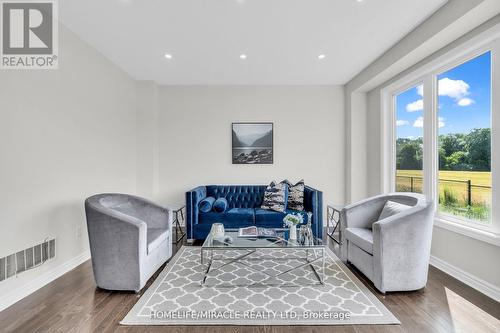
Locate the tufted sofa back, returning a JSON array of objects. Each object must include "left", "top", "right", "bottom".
[{"left": 206, "top": 185, "right": 267, "bottom": 209}]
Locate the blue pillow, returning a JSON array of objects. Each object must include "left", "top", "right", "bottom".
[
  {"left": 199, "top": 197, "right": 215, "bottom": 213},
  {"left": 213, "top": 197, "right": 228, "bottom": 213}
]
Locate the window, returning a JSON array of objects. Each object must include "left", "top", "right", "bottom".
[
  {"left": 383, "top": 39, "right": 499, "bottom": 236},
  {"left": 437, "top": 52, "right": 492, "bottom": 223},
  {"left": 395, "top": 85, "right": 424, "bottom": 193}
]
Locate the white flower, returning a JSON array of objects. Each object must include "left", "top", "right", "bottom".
[{"left": 283, "top": 213, "right": 303, "bottom": 228}]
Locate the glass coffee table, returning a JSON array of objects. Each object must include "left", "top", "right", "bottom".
[{"left": 200, "top": 228, "right": 325, "bottom": 287}]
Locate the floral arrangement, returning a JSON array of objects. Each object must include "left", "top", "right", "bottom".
[{"left": 283, "top": 213, "right": 304, "bottom": 228}]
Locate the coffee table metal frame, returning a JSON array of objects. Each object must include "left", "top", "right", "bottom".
[{"left": 200, "top": 229, "right": 325, "bottom": 288}]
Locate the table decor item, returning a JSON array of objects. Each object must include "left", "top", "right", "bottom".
[
  {"left": 210, "top": 223, "right": 225, "bottom": 240},
  {"left": 299, "top": 214, "right": 314, "bottom": 245},
  {"left": 238, "top": 226, "right": 277, "bottom": 238},
  {"left": 283, "top": 213, "right": 303, "bottom": 240}
]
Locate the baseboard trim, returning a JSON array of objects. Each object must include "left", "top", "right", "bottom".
[
  {"left": 0, "top": 250, "right": 91, "bottom": 312},
  {"left": 429, "top": 255, "right": 500, "bottom": 303}
]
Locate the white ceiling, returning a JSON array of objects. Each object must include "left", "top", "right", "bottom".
[{"left": 59, "top": 0, "right": 448, "bottom": 85}]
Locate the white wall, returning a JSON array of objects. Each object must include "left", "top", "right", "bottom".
[
  {"left": 155, "top": 86, "right": 345, "bottom": 215},
  {"left": 136, "top": 81, "right": 160, "bottom": 199},
  {"left": 0, "top": 24, "right": 137, "bottom": 309},
  {"left": 346, "top": 92, "right": 368, "bottom": 203},
  {"left": 366, "top": 90, "right": 382, "bottom": 197}
]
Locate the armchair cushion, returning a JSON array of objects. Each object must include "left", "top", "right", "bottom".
[
  {"left": 147, "top": 228, "right": 168, "bottom": 254},
  {"left": 378, "top": 200, "right": 411, "bottom": 221},
  {"left": 345, "top": 228, "right": 373, "bottom": 254}
]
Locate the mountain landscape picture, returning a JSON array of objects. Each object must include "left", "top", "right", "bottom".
[{"left": 232, "top": 123, "right": 273, "bottom": 164}]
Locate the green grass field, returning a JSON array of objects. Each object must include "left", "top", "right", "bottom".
[{"left": 396, "top": 170, "right": 491, "bottom": 221}]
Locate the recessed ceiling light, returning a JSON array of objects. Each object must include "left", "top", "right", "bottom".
[
  {"left": 318, "top": 54, "right": 326, "bottom": 59},
  {"left": 356, "top": 0, "right": 364, "bottom": 2},
  {"left": 240, "top": 54, "right": 247, "bottom": 59},
  {"left": 164, "top": 53, "right": 172, "bottom": 59}
]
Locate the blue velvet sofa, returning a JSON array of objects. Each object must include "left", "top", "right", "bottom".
[{"left": 186, "top": 185, "right": 323, "bottom": 240}]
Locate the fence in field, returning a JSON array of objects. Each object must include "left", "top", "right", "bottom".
[{"left": 396, "top": 175, "right": 491, "bottom": 206}]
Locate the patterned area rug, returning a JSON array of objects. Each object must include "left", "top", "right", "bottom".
[{"left": 121, "top": 246, "right": 399, "bottom": 325}]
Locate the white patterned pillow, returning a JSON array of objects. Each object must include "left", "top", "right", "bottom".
[
  {"left": 281, "top": 179, "right": 305, "bottom": 211},
  {"left": 261, "top": 181, "right": 288, "bottom": 212}
]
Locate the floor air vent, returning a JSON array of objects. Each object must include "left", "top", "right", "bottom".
[{"left": 0, "top": 238, "right": 55, "bottom": 282}]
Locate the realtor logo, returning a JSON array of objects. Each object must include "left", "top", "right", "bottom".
[{"left": 1, "top": 0, "right": 58, "bottom": 69}]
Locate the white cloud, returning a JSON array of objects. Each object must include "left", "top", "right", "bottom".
[
  {"left": 438, "top": 77, "right": 470, "bottom": 100},
  {"left": 396, "top": 120, "right": 409, "bottom": 126},
  {"left": 438, "top": 117, "right": 445, "bottom": 128},
  {"left": 415, "top": 78, "right": 473, "bottom": 107},
  {"left": 406, "top": 99, "right": 423, "bottom": 112},
  {"left": 413, "top": 116, "right": 423, "bottom": 128},
  {"left": 413, "top": 116, "right": 445, "bottom": 128},
  {"left": 416, "top": 85, "right": 423, "bottom": 96},
  {"left": 457, "top": 97, "right": 475, "bottom": 106}
]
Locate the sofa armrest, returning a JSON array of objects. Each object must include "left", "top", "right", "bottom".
[
  {"left": 132, "top": 196, "right": 172, "bottom": 230},
  {"left": 304, "top": 186, "right": 323, "bottom": 239},
  {"left": 186, "top": 186, "right": 207, "bottom": 239},
  {"left": 340, "top": 195, "right": 388, "bottom": 230},
  {"left": 339, "top": 194, "right": 387, "bottom": 261},
  {"left": 372, "top": 201, "right": 434, "bottom": 292}
]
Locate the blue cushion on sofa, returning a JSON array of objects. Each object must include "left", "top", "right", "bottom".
[
  {"left": 226, "top": 208, "right": 254, "bottom": 224},
  {"left": 255, "top": 208, "right": 309, "bottom": 227},
  {"left": 198, "top": 196, "right": 215, "bottom": 213},
  {"left": 199, "top": 208, "right": 255, "bottom": 225},
  {"left": 213, "top": 197, "right": 228, "bottom": 213}
]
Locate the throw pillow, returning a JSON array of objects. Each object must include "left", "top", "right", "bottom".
[
  {"left": 378, "top": 200, "right": 412, "bottom": 220},
  {"left": 261, "top": 181, "right": 288, "bottom": 212},
  {"left": 281, "top": 179, "right": 305, "bottom": 211},
  {"left": 213, "top": 197, "right": 228, "bottom": 213},
  {"left": 198, "top": 197, "right": 215, "bottom": 213}
]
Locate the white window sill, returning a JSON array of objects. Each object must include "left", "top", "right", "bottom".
[{"left": 434, "top": 217, "right": 500, "bottom": 247}]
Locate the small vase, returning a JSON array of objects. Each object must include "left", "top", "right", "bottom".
[{"left": 289, "top": 225, "right": 297, "bottom": 240}]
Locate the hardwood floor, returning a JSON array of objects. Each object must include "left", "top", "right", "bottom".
[{"left": 1, "top": 237, "right": 499, "bottom": 333}]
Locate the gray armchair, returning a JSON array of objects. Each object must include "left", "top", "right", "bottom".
[
  {"left": 85, "top": 193, "right": 173, "bottom": 292},
  {"left": 340, "top": 193, "right": 434, "bottom": 293}
]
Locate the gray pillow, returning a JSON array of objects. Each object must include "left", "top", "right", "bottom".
[{"left": 378, "top": 200, "right": 412, "bottom": 220}]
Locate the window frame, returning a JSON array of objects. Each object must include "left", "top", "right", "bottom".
[{"left": 381, "top": 29, "right": 500, "bottom": 244}]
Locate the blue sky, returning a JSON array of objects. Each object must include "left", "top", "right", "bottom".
[{"left": 396, "top": 52, "right": 491, "bottom": 139}]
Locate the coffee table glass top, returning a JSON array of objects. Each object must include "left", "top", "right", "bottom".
[{"left": 202, "top": 228, "right": 323, "bottom": 249}]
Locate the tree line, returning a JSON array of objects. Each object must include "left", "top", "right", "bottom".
[{"left": 396, "top": 128, "right": 491, "bottom": 171}]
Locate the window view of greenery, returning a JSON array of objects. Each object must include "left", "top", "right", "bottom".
[
  {"left": 395, "top": 85, "right": 424, "bottom": 194},
  {"left": 395, "top": 52, "right": 492, "bottom": 223},
  {"left": 437, "top": 52, "right": 491, "bottom": 223}
]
